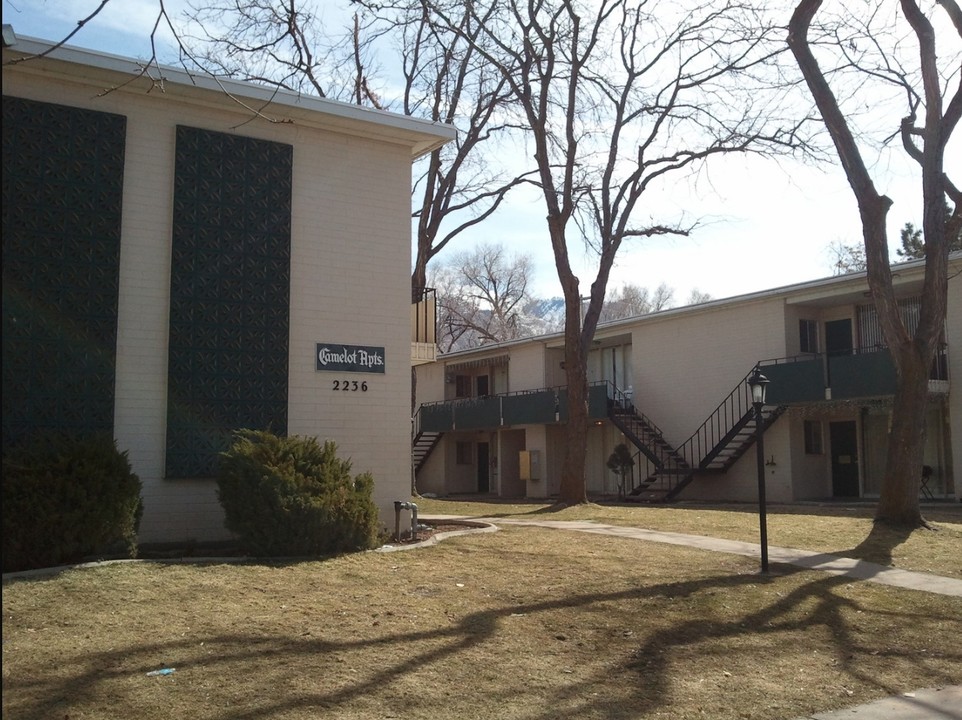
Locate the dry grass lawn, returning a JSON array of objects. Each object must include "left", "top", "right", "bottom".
[{"left": 3, "top": 500, "right": 960, "bottom": 720}]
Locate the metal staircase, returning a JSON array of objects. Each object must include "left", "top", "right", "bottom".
[
  {"left": 607, "top": 387, "right": 692, "bottom": 499},
  {"left": 411, "top": 366, "right": 785, "bottom": 500},
  {"left": 411, "top": 406, "right": 444, "bottom": 473},
  {"left": 412, "top": 429, "right": 443, "bottom": 473},
  {"left": 608, "top": 367, "right": 785, "bottom": 502}
]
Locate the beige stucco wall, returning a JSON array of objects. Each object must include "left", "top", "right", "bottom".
[
  {"left": 415, "top": 432, "right": 447, "bottom": 497},
  {"left": 507, "top": 343, "right": 548, "bottom": 391},
  {"left": 417, "top": 362, "right": 447, "bottom": 405},
  {"left": 4, "top": 67, "right": 423, "bottom": 543},
  {"left": 525, "top": 425, "right": 552, "bottom": 497},
  {"left": 628, "top": 297, "right": 787, "bottom": 440}
]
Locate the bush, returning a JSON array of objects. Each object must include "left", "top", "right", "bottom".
[
  {"left": 2, "top": 433, "right": 143, "bottom": 573},
  {"left": 216, "top": 430, "right": 380, "bottom": 557}
]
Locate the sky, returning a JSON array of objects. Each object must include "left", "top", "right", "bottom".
[{"left": 5, "top": 0, "right": 959, "bottom": 305}]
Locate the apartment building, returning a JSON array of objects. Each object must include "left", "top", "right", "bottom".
[{"left": 414, "top": 254, "right": 961, "bottom": 504}]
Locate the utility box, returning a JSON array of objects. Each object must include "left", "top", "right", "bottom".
[{"left": 519, "top": 450, "right": 541, "bottom": 481}]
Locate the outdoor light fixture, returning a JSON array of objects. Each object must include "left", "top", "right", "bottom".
[
  {"left": 748, "top": 368, "right": 769, "bottom": 405},
  {"left": 747, "top": 368, "right": 771, "bottom": 573}
]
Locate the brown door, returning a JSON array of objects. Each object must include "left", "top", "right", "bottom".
[
  {"left": 830, "top": 421, "right": 859, "bottom": 497},
  {"left": 825, "top": 319, "right": 853, "bottom": 356},
  {"left": 477, "top": 442, "right": 490, "bottom": 493}
]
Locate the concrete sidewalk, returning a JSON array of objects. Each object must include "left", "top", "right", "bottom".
[
  {"left": 793, "top": 685, "right": 961, "bottom": 719},
  {"left": 458, "top": 516, "right": 962, "bottom": 597}
]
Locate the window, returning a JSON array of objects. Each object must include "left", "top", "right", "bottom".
[
  {"left": 857, "top": 296, "right": 922, "bottom": 349},
  {"left": 476, "top": 375, "right": 490, "bottom": 397},
  {"left": 799, "top": 319, "right": 818, "bottom": 354},
  {"left": 456, "top": 441, "right": 473, "bottom": 465},
  {"left": 455, "top": 375, "right": 472, "bottom": 398},
  {"left": 804, "top": 420, "right": 823, "bottom": 455}
]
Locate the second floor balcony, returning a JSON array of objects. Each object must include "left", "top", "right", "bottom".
[
  {"left": 416, "top": 344, "right": 950, "bottom": 435},
  {"left": 761, "top": 344, "right": 949, "bottom": 405},
  {"left": 418, "top": 382, "right": 613, "bottom": 433}
]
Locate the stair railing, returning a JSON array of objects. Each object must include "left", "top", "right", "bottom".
[
  {"left": 674, "top": 365, "right": 766, "bottom": 472},
  {"left": 604, "top": 381, "right": 689, "bottom": 481},
  {"left": 612, "top": 366, "right": 779, "bottom": 498}
]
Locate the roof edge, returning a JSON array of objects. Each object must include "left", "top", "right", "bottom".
[
  {"left": 437, "top": 250, "right": 962, "bottom": 359},
  {"left": 3, "top": 34, "right": 457, "bottom": 158}
]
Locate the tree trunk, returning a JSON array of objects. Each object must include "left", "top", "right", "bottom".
[
  {"left": 788, "top": 0, "right": 957, "bottom": 527},
  {"left": 557, "top": 258, "right": 589, "bottom": 505},
  {"left": 559, "top": 312, "right": 589, "bottom": 506},
  {"left": 875, "top": 344, "right": 930, "bottom": 526}
]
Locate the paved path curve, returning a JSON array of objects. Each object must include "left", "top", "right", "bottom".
[{"left": 427, "top": 515, "right": 962, "bottom": 597}]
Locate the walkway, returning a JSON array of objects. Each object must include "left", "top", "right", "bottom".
[
  {"left": 427, "top": 515, "right": 962, "bottom": 597},
  {"left": 792, "top": 685, "right": 961, "bottom": 719}
]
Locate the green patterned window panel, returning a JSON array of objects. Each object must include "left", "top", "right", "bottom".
[
  {"left": 2, "top": 96, "right": 125, "bottom": 447},
  {"left": 166, "top": 126, "right": 292, "bottom": 479}
]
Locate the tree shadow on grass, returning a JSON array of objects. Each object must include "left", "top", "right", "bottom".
[
  {"left": 4, "top": 564, "right": 959, "bottom": 720},
  {"left": 840, "top": 519, "right": 925, "bottom": 568}
]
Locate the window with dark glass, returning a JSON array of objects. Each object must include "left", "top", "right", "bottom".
[
  {"left": 455, "top": 375, "right": 472, "bottom": 398},
  {"left": 799, "top": 319, "right": 818, "bottom": 354},
  {"left": 804, "top": 420, "right": 823, "bottom": 454},
  {"left": 456, "top": 441, "right": 473, "bottom": 465}
]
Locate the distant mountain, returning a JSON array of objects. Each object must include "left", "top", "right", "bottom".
[{"left": 521, "top": 297, "right": 565, "bottom": 336}]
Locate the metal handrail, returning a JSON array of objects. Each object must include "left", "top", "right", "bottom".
[{"left": 672, "top": 366, "right": 762, "bottom": 474}]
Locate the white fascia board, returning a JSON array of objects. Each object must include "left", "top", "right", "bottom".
[{"left": 3, "top": 36, "right": 457, "bottom": 159}]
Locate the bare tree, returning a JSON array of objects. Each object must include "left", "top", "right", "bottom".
[
  {"left": 599, "top": 283, "right": 674, "bottom": 322},
  {"left": 431, "top": 243, "right": 535, "bottom": 351},
  {"left": 826, "top": 240, "right": 868, "bottom": 275},
  {"left": 429, "top": 263, "right": 474, "bottom": 352},
  {"left": 789, "top": 0, "right": 961, "bottom": 526},
  {"left": 685, "top": 288, "right": 713, "bottom": 306},
  {"left": 428, "top": 0, "right": 808, "bottom": 503},
  {"left": 181, "top": 1, "right": 371, "bottom": 101},
  {"left": 3, "top": 1, "right": 195, "bottom": 95},
  {"left": 173, "top": 1, "right": 530, "bottom": 303},
  {"left": 388, "top": 4, "right": 528, "bottom": 300}
]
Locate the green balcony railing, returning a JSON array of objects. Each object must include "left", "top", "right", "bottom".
[
  {"left": 761, "top": 344, "right": 947, "bottom": 404},
  {"left": 829, "top": 351, "right": 898, "bottom": 399},
  {"left": 417, "top": 344, "right": 948, "bottom": 435},
  {"left": 417, "top": 382, "right": 615, "bottom": 433},
  {"left": 503, "top": 390, "right": 559, "bottom": 425},
  {"left": 762, "top": 357, "right": 825, "bottom": 404},
  {"left": 418, "top": 401, "right": 455, "bottom": 433}
]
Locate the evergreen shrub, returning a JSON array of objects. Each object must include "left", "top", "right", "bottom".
[
  {"left": 2, "top": 433, "right": 143, "bottom": 573},
  {"left": 216, "top": 429, "right": 380, "bottom": 557}
]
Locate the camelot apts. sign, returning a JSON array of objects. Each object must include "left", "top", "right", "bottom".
[{"left": 316, "top": 343, "right": 385, "bottom": 373}]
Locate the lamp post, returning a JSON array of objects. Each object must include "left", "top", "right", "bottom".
[{"left": 747, "top": 368, "right": 770, "bottom": 573}]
